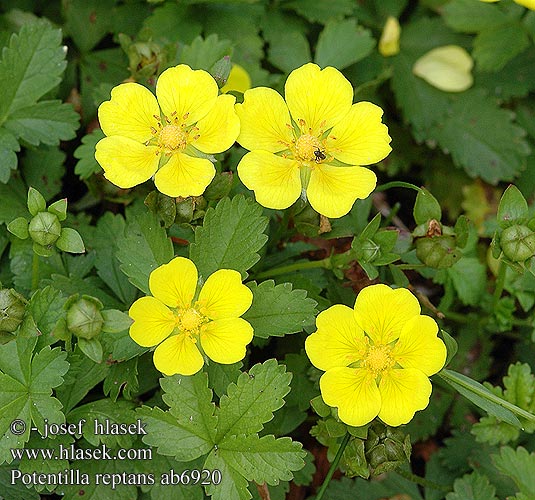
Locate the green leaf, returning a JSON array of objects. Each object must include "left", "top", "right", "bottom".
[
  {"left": 0, "top": 21, "right": 67, "bottom": 121},
  {"left": 443, "top": 0, "right": 507, "bottom": 33},
  {"left": 103, "top": 358, "right": 138, "bottom": 401},
  {"left": 216, "top": 359, "right": 292, "bottom": 441},
  {"left": 315, "top": 19, "right": 375, "bottom": 70},
  {"left": 440, "top": 329, "right": 458, "bottom": 366},
  {"left": 56, "top": 227, "right": 85, "bottom": 254},
  {"left": 282, "top": 0, "right": 354, "bottom": 24},
  {"left": 138, "top": 372, "right": 217, "bottom": 461},
  {"left": 264, "top": 27, "right": 310, "bottom": 72},
  {"left": 101, "top": 309, "right": 132, "bottom": 333},
  {"left": 27, "top": 186, "right": 46, "bottom": 216},
  {"left": 430, "top": 90, "right": 530, "bottom": 184},
  {"left": 74, "top": 129, "right": 105, "bottom": 179},
  {"left": 21, "top": 146, "right": 65, "bottom": 201},
  {"left": 190, "top": 195, "right": 268, "bottom": 279},
  {"left": 497, "top": 185, "right": 528, "bottom": 228},
  {"left": 0, "top": 337, "right": 69, "bottom": 462},
  {"left": 242, "top": 281, "right": 316, "bottom": 339},
  {"left": 413, "top": 187, "right": 442, "bottom": 225},
  {"left": 473, "top": 22, "right": 529, "bottom": 73},
  {"left": 0, "top": 129, "right": 20, "bottom": 182},
  {"left": 448, "top": 257, "right": 486, "bottom": 306},
  {"left": 0, "top": 175, "right": 29, "bottom": 223},
  {"left": 77, "top": 337, "right": 103, "bottom": 364},
  {"left": 180, "top": 34, "right": 232, "bottom": 71},
  {"left": 7, "top": 216, "right": 29, "bottom": 240},
  {"left": 492, "top": 446, "right": 535, "bottom": 497},
  {"left": 205, "top": 362, "right": 242, "bottom": 399},
  {"left": 116, "top": 211, "right": 174, "bottom": 294},
  {"left": 4, "top": 100, "right": 79, "bottom": 146},
  {"left": 446, "top": 472, "right": 498, "bottom": 500},
  {"left": 48, "top": 198, "right": 67, "bottom": 221}
]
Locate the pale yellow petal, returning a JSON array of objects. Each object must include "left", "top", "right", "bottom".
[
  {"left": 156, "top": 65, "right": 218, "bottom": 126},
  {"left": 154, "top": 153, "right": 215, "bottom": 198},
  {"left": 153, "top": 333, "right": 204, "bottom": 376},
  {"left": 392, "top": 315, "right": 447, "bottom": 376},
  {"left": 237, "top": 151, "right": 301, "bottom": 210},
  {"left": 378, "top": 368, "right": 432, "bottom": 426},
  {"left": 235, "top": 87, "right": 293, "bottom": 152},
  {"left": 320, "top": 367, "right": 381, "bottom": 427},
  {"left": 221, "top": 64, "right": 252, "bottom": 94},
  {"left": 307, "top": 164, "right": 377, "bottom": 218},
  {"left": 413, "top": 45, "right": 474, "bottom": 93},
  {"left": 305, "top": 305, "right": 365, "bottom": 371},
  {"left": 95, "top": 136, "right": 159, "bottom": 188},
  {"left": 353, "top": 284, "right": 421, "bottom": 345},
  {"left": 379, "top": 16, "right": 401, "bottom": 57},
  {"left": 200, "top": 318, "right": 253, "bottom": 364},
  {"left": 129, "top": 296, "right": 175, "bottom": 347},
  {"left": 515, "top": 0, "right": 535, "bottom": 9},
  {"left": 149, "top": 257, "right": 198, "bottom": 309},
  {"left": 98, "top": 82, "right": 160, "bottom": 142},
  {"left": 193, "top": 94, "right": 240, "bottom": 154},
  {"left": 325, "top": 102, "right": 392, "bottom": 166},
  {"left": 198, "top": 270, "right": 252, "bottom": 319},
  {"left": 285, "top": 63, "right": 353, "bottom": 136}
]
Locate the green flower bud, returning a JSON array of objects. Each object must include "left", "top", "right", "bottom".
[
  {"left": 66, "top": 297, "right": 104, "bottom": 340},
  {"left": 210, "top": 56, "right": 232, "bottom": 89},
  {"left": 416, "top": 235, "right": 461, "bottom": 268},
  {"left": 360, "top": 239, "right": 380, "bottom": 262},
  {"left": 500, "top": 224, "right": 535, "bottom": 262},
  {"left": 28, "top": 212, "right": 62, "bottom": 246},
  {"left": 365, "top": 422, "right": 411, "bottom": 476},
  {"left": 0, "top": 289, "right": 26, "bottom": 333}
]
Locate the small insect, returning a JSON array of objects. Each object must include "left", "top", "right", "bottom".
[{"left": 313, "top": 148, "right": 326, "bottom": 162}]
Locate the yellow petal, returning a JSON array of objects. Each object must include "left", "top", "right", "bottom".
[
  {"left": 193, "top": 94, "right": 240, "bottom": 154},
  {"left": 391, "top": 315, "right": 447, "bottom": 376},
  {"left": 305, "top": 305, "right": 365, "bottom": 371},
  {"left": 285, "top": 63, "right": 353, "bottom": 136},
  {"left": 95, "top": 136, "right": 159, "bottom": 188},
  {"left": 515, "top": 0, "right": 535, "bottom": 9},
  {"left": 221, "top": 63, "right": 252, "bottom": 94},
  {"left": 129, "top": 296, "right": 175, "bottom": 347},
  {"left": 354, "top": 284, "right": 421, "bottom": 345},
  {"left": 320, "top": 367, "right": 381, "bottom": 427},
  {"left": 307, "top": 164, "right": 377, "bottom": 218},
  {"left": 378, "top": 368, "right": 432, "bottom": 426},
  {"left": 379, "top": 16, "right": 401, "bottom": 57},
  {"left": 237, "top": 151, "right": 301, "bottom": 210},
  {"left": 153, "top": 334, "right": 204, "bottom": 376},
  {"left": 200, "top": 318, "right": 253, "bottom": 364},
  {"left": 325, "top": 102, "right": 392, "bottom": 166},
  {"left": 198, "top": 270, "right": 252, "bottom": 319},
  {"left": 98, "top": 82, "right": 160, "bottom": 142},
  {"left": 149, "top": 257, "right": 198, "bottom": 309},
  {"left": 235, "top": 87, "right": 293, "bottom": 153},
  {"left": 413, "top": 45, "right": 474, "bottom": 93},
  {"left": 154, "top": 153, "right": 215, "bottom": 198},
  {"left": 156, "top": 65, "right": 218, "bottom": 126}
]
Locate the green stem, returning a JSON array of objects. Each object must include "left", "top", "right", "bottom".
[
  {"left": 493, "top": 259, "right": 506, "bottom": 307},
  {"left": 394, "top": 467, "right": 450, "bottom": 491},
  {"left": 376, "top": 181, "right": 422, "bottom": 193},
  {"left": 254, "top": 258, "right": 330, "bottom": 280},
  {"left": 315, "top": 433, "right": 350, "bottom": 500},
  {"left": 395, "top": 263, "right": 426, "bottom": 270},
  {"left": 31, "top": 252, "right": 39, "bottom": 292}
]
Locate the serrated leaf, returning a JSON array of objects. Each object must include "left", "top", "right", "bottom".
[
  {"left": 21, "top": 146, "right": 65, "bottom": 201},
  {"left": 138, "top": 373, "right": 217, "bottom": 461},
  {"left": 216, "top": 359, "right": 292, "bottom": 440},
  {"left": 0, "top": 466, "right": 40, "bottom": 499},
  {"left": 0, "top": 337, "right": 69, "bottom": 463},
  {"left": 492, "top": 446, "right": 535, "bottom": 497},
  {"left": 0, "top": 129, "right": 20, "bottom": 182},
  {"left": 315, "top": 19, "right": 375, "bottom": 70},
  {"left": 4, "top": 100, "right": 79, "bottom": 146},
  {"left": 190, "top": 195, "right": 268, "bottom": 279},
  {"left": 0, "top": 21, "right": 67, "bottom": 120},
  {"left": 103, "top": 358, "right": 138, "bottom": 401},
  {"left": 180, "top": 34, "right": 232, "bottom": 71},
  {"left": 442, "top": 0, "right": 507, "bottom": 33},
  {"left": 242, "top": 280, "right": 316, "bottom": 338},
  {"left": 448, "top": 257, "right": 486, "bottom": 306},
  {"left": 430, "top": 90, "right": 530, "bottom": 184},
  {"left": 283, "top": 0, "right": 354, "bottom": 24},
  {"left": 116, "top": 211, "right": 174, "bottom": 294},
  {"left": 446, "top": 472, "right": 498, "bottom": 500},
  {"left": 74, "top": 128, "right": 105, "bottom": 179}
]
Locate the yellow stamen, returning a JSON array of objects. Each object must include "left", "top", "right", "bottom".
[
  {"left": 294, "top": 134, "right": 323, "bottom": 163},
  {"left": 159, "top": 125, "right": 187, "bottom": 152},
  {"left": 363, "top": 344, "right": 395, "bottom": 374}
]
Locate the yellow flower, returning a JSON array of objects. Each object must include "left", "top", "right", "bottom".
[
  {"left": 95, "top": 65, "right": 240, "bottom": 198},
  {"left": 221, "top": 64, "right": 252, "bottom": 94},
  {"left": 235, "top": 63, "right": 392, "bottom": 219},
  {"left": 129, "top": 257, "right": 253, "bottom": 376},
  {"left": 480, "top": 0, "right": 535, "bottom": 8},
  {"left": 305, "top": 284, "right": 447, "bottom": 427}
]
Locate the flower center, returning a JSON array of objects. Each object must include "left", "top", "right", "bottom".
[
  {"left": 363, "top": 344, "right": 394, "bottom": 374},
  {"left": 294, "top": 134, "right": 325, "bottom": 163},
  {"left": 159, "top": 125, "right": 187, "bottom": 151},
  {"left": 177, "top": 307, "right": 204, "bottom": 333}
]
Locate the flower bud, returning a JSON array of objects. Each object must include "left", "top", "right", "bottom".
[
  {"left": 365, "top": 422, "right": 411, "bottom": 476},
  {"left": 210, "top": 56, "right": 232, "bottom": 89},
  {"left": 500, "top": 224, "right": 535, "bottom": 262},
  {"left": 416, "top": 235, "right": 461, "bottom": 268},
  {"left": 0, "top": 289, "right": 26, "bottom": 332},
  {"left": 28, "top": 212, "right": 62, "bottom": 246},
  {"left": 360, "top": 239, "right": 380, "bottom": 262},
  {"left": 66, "top": 297, "right": 104, "bottom": 339}
]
